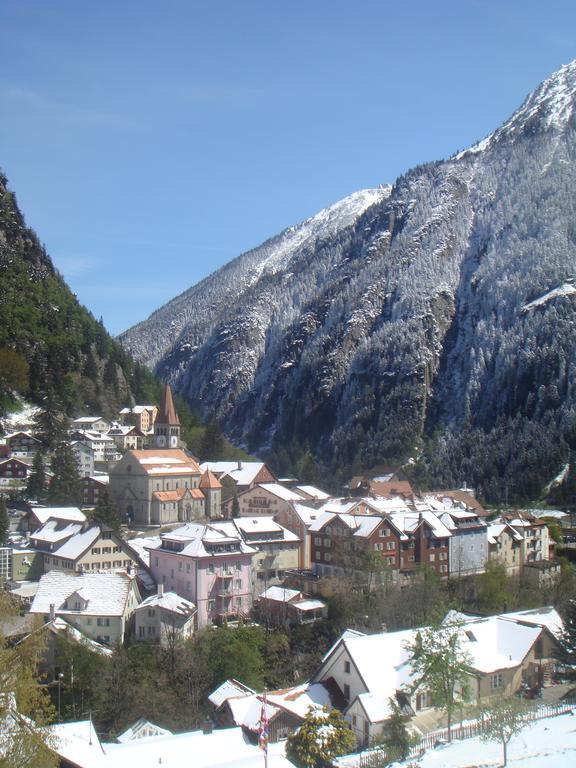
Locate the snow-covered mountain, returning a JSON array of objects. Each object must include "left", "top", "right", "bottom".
[{"left": 121, "top": 60, "right": 576, "bottom": 501}]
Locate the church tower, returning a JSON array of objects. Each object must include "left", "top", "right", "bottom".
[{"left": 154, "top": 384, "right": 180, "bottom": 449}]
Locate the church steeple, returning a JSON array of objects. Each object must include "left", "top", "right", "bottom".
[{"left": 154, "top": 384, "right": 180, "bottom": 448}]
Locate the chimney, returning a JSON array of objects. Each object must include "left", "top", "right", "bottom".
[
  {"left": 158, "top": 582, "right": 164, "bottom": 597},
  {"left": 237, "top": 460, "right": 242, "bottom": 471},
  {"left": 49, "top": 603, "right": 55, "bottom": 621}
]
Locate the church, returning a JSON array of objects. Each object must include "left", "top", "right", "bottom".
[{"left": 109, "top": 385, "right": 222, "bottom": 527}]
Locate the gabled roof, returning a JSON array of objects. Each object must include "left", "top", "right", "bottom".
[
  {"left": 200, "top": 461, "right": 269, "bottom": 486},
  {"left": 256, "top": 483, "right": 304, "bottom": 502},
  {"left": 30, "top": 506, "right": 87, "bottom": 525},
  {"left": 136, "top": 591, "right": 196, "bottom": 617},
  {"left": 294, "top": 485, "right": 330, "bottom": 500},
  {"left": 117, "top": 718, "right": 172, "bottom": 743},
  {"left": 31, "top": 520, "right": 84, "bottom": 546},
  {"left": 31, "top": 570, "right": 137, "bottom": 617},
  {"left": 208, "top": 678, "right": 256, "bottom": 708},
  {"left": 487, "top": 522, "right": 523, "bottom": 544},
  {"left": 128, "top": 449, "right": 200, "bottom": 475},
  {"left": 53, "top": 526, "right": 102, "bottom": 560}
]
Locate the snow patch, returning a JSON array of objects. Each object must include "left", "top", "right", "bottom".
[{"left": 522, "top": 282, "right": 576, "bottom": 312}]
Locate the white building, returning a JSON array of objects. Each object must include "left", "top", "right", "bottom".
[{"left": 134, "top": 584, "right": 196, "bottom": 645}]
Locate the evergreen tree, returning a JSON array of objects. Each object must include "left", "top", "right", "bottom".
[
  {"left": 33, "top": 392, "right": 68, "bottom": 451},
  {"left": 383, "top": 698, "right": 414, "bottom": 761},
  {"left": 199, "top": 417, "right": 225, "bottom": 460},
  {"left": 286, "top": 707, "right": 356, "bottom": 768},
  {"left": 93, "top": 487, "right": 121, "bottom": 531},
  {"left": 555, "top": 598, "right": 576, "bottom": 680},
  {"left": 48, "top": 442, "right": 82, "bottom": 506},
  {"left": 26, "top": 450, "right": 47, "bottom": 502},
  {"left": 0, "top": 497, "right": 9, "bottom": 545},
  {"left": 231, "top": 494, "right": 240, "bottom": 519}
]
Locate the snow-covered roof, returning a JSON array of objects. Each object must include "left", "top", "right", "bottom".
[
  {"left": 125, "top": 535, "right": 162, "bottom": 567},
  {"left": 487, "top": 523, "right": 523, "bottom": 544},
  {"left": 208, "top": 679, "right": 256, "bottom": 708},
  {"left": 259, "top": 586, "right": 302, "bottom": 603},
  {"left": 129, "top": 449, "right": 201, "bottom": 475},
  {"left": 53, "top": 527, "right": 101, "bottom": 560},
  {"left": 31, "top": 570, "right": 137, "bottom": 617},
  {"left": 294, "top": 485, "right": 330, "bottom": 500},
  {"left": 136, "top": 591, "right": 196, "bottom": 617},
  {"left": 31, "top": 520, "right": 84, "bottom": 545},
  {"left": 233, "top": 517, "right": 299, "bottom": 543},
  {"left": 72, "top": 416, "right": 104, "bottom": 424},
  {"left": 291, "top": 599, "right": 326, "bottom": 612},
  {"left": 254, "top": 483, "right": 303, "bottom": 501},
  {"left": 291, "top": 502, "right": 323, "bottom": 526},
  {"left": 498, "top": 606, "right": 564, "bottom": 639},
  {"left": 30, "top": 506, "right": 87, "bottom": 525},
  {"left": 88, "top": 474, "right": 110, "bottom": 485},
  {"left": 49, "top": 720, "right": 106, "bottom": 768},
  {"left": 153, "top": 522, "right": 257, "bottom": 558},
  {"left": 200, "top": 461, "right": 268, "bottom": 486},
  {"left": 101, "top": 725, "right": 292, "bottom": 768},
  {"left": 46, "top": 617, "right": 114, "bottom": 656}
]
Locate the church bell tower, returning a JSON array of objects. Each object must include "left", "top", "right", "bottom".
[{"left": 154, "top": 384, "right": 180, "bottom": 449}]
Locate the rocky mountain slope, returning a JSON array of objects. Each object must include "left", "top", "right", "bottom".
[
  {"left": 0, "top": 172, "right": 158, "bottom": 419},
  {"left": 121, "top": 61, "right": 576, "bottom": 501}
]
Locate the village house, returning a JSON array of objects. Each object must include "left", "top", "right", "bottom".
[
  {"left": 200, "top": 460, "right": 277, "bottom": 502},
  {"left": 309, "top": 508, "right": 452, "bottom": 584},
  {"left": 30, "top": 569, "right": 141, "bottom": 645},
  {"left": 222, "top": 482, "right": 304, "bottom": 518},
  {"left": 209, "top": 679, "right": 341, "bottom": 743},
  {"left": 4, "top": 430, "right": 42, "bottom": 457},
  {"left": 133, "top": 583, "right": 197, "bottom": 645},
  {"left": 505, "top": 516, "right": 551, "bottom": 565},
  {"left": 148, "top": 521, "right": 256, "bottom": 627},
  {"left": 107, "top": 422, "right": 146, "bottom": 451},
  {"left": 255, "top": 585, "right": 327, "bottom": 627},
  {"left": 80, "top": 474, "right": 109, "bottom": 507},
  {"left": 0, "top": 456, "right": 30, "bottom": 487},
  {"left": 70, "top": 429, "right": 121, "bottom": 469},
  {"left": 119, "top": 403, "right": 158, "bottom": 434},
  {"left": 232, "top": 516, "right": 300, "bottom": 590},
  {"left": 21, "top": 506, "right": 87, "bottom": 533},
  {"left": 71, "top": 440, "right": 95, "bottom": 478},
  {"left": 435, "top": 505, "right": 488, "bottom": 577},
  {"left": 275, "top": 502, "right": 324, "bottom": 569},
  {"left": 487, "top": 522, "right": 524, "bottom": 574},
  {"left": 313, "top": 607, "right": 563, "bottom": 747},
  {"left": 37, "top": 522, "right": 139, "bottom": 574},
  {"left": 70, "top": 416, "right": 110, "bottom": 434}
]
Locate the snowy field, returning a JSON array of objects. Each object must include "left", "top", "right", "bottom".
[{"left": 408, "top": 710, "right": 576, "bottom": 768}]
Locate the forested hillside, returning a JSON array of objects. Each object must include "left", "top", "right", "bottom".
[
  {"left": 0, "top": 171, "right": 158, "bottom": 420},
  {"left": 122, "top": 61, "right": 576, "bottom": 502}
]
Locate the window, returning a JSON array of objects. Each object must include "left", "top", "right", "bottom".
[
  {"left": 314, "top": 537, "right": 322, "bottom": 546},
  {"left": 170, "top": 569, "right": 174, "bottom": 579},
  {"left": 439, "top": 552, "right": 447, "bottom": 561},
  {"left": 155, "top": 557, "right": 159, "bottom": 567},
  {"left": 139, "top": 626, "right": 145, "bottom": 637},
  {"left": 92, "top": 547, "right": 101, "bottom": 555},
  {"left": 148, "top": 609, "right": 156, "bottom": 618},
  {"left": 386, "top": 556, "right": 395, "bottom": 565},
  {"left": 379, "top": 528, "right": 387, "bottom": 537},
  {"left": 178, "top": 562, "right": 183, "bottom": 571},
  {"left": 324, "top": 538, "right": 331, "bottom": 548},
  {"left": 208, "top": 563, "right": 215, "bottom": 575},
  {"left": 343, "top": 684, "right": 350, "bottom": 701},
  {"left": 440, "top": 565, "right": 448, "bottom": 573},
  {"left": 386, "top": 541, "right": 395, "bottom": 550},
  {"left": 148, "top": 625, "right": 156, "bottom": 636},
  {"left": 352, "top": 714, "right": 357, "bottom": 726},
  {"left": 344, "top": 661, "right": 351, "bottom": 674},
  {"left": 235, "top": 560, "right": 242, "bottom": 571},
  {"left": 235, "top": 597, "right": 242, "bottom": 607},
  {"left": 491, "top": 673, "right": 503, "bottom": 690},
  {"left": 235, "top": 579, "right": 242, "bottom": 590},
  {"left": 324, "top": 552, "right": 331, "bottom": 562},
  {"left": 186, "top": 563, "right": 191, "bottom": 572},
  {"left": 208, "top": 599, "right": 215, "bottom": 612},
  {"left": 429, "top": 554, "right": 435, "bottom": 562},
  {"left": 97, "top": 618, "right": 110, "bottom": 627}
]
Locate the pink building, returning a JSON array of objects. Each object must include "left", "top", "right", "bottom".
[{"left": 148, "top": 522, "right": 256, "bottom": 628}]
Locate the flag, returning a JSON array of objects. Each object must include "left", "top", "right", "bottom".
[{"left": 258, "top": 692, "right": 269, "bottom": 754}]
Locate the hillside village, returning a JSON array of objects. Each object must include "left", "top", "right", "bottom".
[{"left": 1, "top": 387, "right": 576, "bottom": 767}]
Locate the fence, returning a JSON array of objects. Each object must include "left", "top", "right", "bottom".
[{"left": 357, "top": 696, "right": 576, "bottom": 768}]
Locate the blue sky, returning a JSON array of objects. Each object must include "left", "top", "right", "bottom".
[{"left": 1, "top": 0, "right": 575, "bottom": 334}]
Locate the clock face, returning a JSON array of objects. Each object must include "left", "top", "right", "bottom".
[
  {"left": 157, "top": 434, "right": 166, "bottom": 447},
  {"left": 170, "top": 436, "right": 178, "bottom": 447}
]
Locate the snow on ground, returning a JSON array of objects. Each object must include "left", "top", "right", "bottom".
[
  {"left": 1, "top": 399, "right": 40, "bottom": 432},
  {"left": 409, "top": 710, "right": 576, "bottom": 768},
  {"left": 522, "top": 282, "right": 576, "bottom": 312}
]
